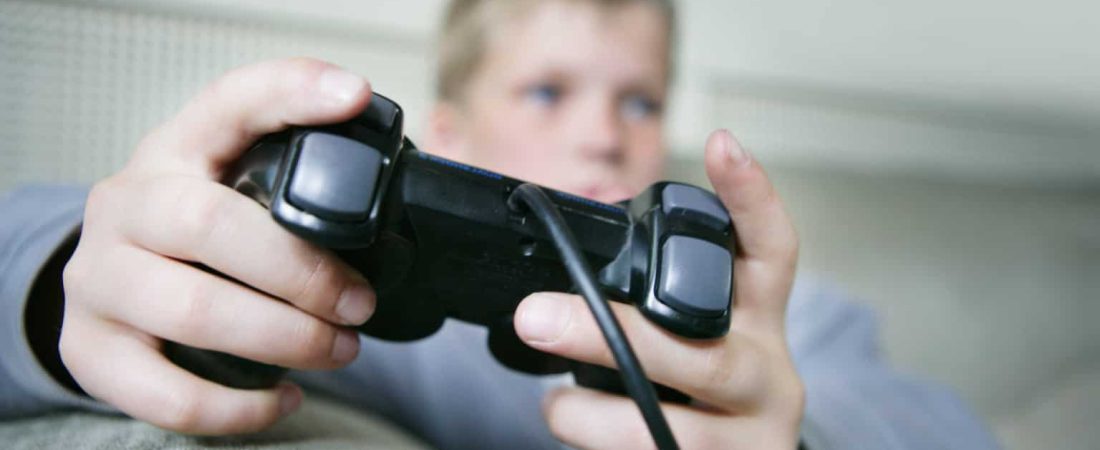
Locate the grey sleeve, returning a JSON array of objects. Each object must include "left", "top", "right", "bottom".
[
  {"left": 787, "top": 277, "right": 1001, "bottom": 449},
  {"left": 291, "top": 277, "right": 1004, "bottom": 450},
  {"left": 0, "top": 184, "right": 110, "bottom": 419},
  {"left": 291, "top": 321, "right": 565, "bottom": 450}
]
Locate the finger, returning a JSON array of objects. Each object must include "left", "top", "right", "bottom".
[
  {"left": 78, "top": 246, "right": 361, "bottom": 370},
  {"left": 516, "top": 293, "right": 769, "bottom": 410},
  {"left": 106, "top": 175, "right": 374, "bottom": 326},
  {"left": 703, "top": 129, "right": 799, "bottom": 329},
  {"left": 132, "top": 57, "right": 372, "bottom": 176},
  {"left": 543, "top": 387, "right": 768, "bottom": 450},
  {"left": 59, "top": 314, "right": 303, "bottom": 435}
]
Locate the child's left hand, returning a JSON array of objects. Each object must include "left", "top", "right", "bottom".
[{"left": 515, "top": 129, "right": 804, "bottom": 449}]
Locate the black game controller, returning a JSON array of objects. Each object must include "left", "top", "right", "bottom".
[{"left": 167, "top": 93, "right": 735, "bottom": 398}]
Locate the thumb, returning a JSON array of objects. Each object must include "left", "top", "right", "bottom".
[{"left": 703, "top": 129, "right": 799, "bottom": 332}]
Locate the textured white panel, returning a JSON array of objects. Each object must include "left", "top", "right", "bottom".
[
  {"left": 0, "top": 0, "right": 432, "bottom": 190},
  {"left": 703, "top": 81, "right": 1100, "bottom": 189}
]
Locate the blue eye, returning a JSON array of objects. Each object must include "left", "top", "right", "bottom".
[
  {"left": 526, "top": 84, "right": 562, "bottom": 107},
  {"left": 621, "top": 95, "right": 661, "bottom": 120}
]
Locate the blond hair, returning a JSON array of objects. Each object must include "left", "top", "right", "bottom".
[{"left": 436, "top": 0, "right": 676, "bottom": 103}]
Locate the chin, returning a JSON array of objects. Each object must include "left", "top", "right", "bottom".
[{"left": 576, "top": 184, "right": 637, "bottom": 203}]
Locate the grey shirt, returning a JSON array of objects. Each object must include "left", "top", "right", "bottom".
[{"left": 0, "top": 185, "right": 1000, "bottom": 449}]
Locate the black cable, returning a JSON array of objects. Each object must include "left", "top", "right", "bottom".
[{"left": 508, "top": 183, "right": 679, "bottom": 450}]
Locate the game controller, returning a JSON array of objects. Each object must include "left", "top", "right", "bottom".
[{"left": 167, "top": 93, "right": 736, "bottom": 397}]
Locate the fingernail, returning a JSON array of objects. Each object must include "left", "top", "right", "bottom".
[
  {"left": 516, "top": 294, "right": 571, "bottom": 344},
  {"left": 335, "top": 283, "right": 375, "bottom": 325},
  {"left": 317, "top": 67, "right": 366, "bottom": 106},
  {"left": 278, "top": 383, "right": 302, "bottom": 417},
  {"left": 721, "top": 129, "right": 752, "bottom": 166},
  {"left": 330, "top": 330, "right": 360, "bottom": 363}
]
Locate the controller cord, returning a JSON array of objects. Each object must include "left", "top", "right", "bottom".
[{"left": 508, "top": 183, "right": 679, "bottom": 450}]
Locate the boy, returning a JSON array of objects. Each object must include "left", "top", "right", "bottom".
[{"left": 0, "top": 0, "right": 998, "bottom": 448}]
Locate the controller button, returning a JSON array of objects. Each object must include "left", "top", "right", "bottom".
[
  {"left": 287, "top": 132, "right": 382, "bottom": 222},
  {"left": 657, "top": 235, "right": 732, "bottom": 317},
  {"left": 362, "top": 95, "right": 399, "bottom": 132},
  {"left": 661, "top": 184, "right": 730, "bottom": 231}
]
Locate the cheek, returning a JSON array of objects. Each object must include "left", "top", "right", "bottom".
[
  {"left": 467, "top": 109, "right": 563, "bottom": 177},
  {"left": 624, "top": 125, "right": 666, "bottom": 188}
]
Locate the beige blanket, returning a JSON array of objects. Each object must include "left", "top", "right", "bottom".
[{"left": 0, "top": 396, "right": 431, "bottom": 450}]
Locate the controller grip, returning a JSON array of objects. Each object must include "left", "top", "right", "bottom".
[{"left": 164, "top": 341, "right": 286, "bottom": 390}]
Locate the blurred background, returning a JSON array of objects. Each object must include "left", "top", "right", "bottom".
[{"left": 1, "top": 0, "right": 1097, "bottom": 448}]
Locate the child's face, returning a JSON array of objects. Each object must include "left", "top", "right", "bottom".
[{"left": 427, "top": 1, "right": 670, "bottom": 203}]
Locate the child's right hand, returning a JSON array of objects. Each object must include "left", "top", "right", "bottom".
[{"left": 59, "top": 58, "right": 378, "bottom": 435}]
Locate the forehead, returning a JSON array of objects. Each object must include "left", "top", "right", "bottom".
[{"left": 483, "top": 1, "right": 670, "bottom": 85}]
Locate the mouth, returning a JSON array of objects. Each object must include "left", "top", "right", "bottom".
[{"left": 576, "top": 183, "right": 635, "bottom": 204}]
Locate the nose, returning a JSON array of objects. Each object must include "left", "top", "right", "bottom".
[{"left": 574, "top": 96, "right": 625, "bottom": 166}]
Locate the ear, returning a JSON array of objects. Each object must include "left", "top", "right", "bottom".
[{"left": 423, "top": 101, "right": 469, "bottom": 159}]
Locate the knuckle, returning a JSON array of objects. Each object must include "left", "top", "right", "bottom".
[
  {"left": 220, "top": 400, "right": 278, "bottom": 434},
  {"left": 281, "top": 57, "right": 329, "bottom": 79},
  {"left": 778, "top": 369, "right": 807, "bottom": 420},
  {"left": 274, "top": 57, "right": 339, "bottom": 102},
  {"left": 701, "top": 344, "right": 738, "bottom": 388},
  {"left": 84, "top": 181, "right": 111, "bottom": 213},
  {"left": 130, "top": 123, "right": 175, "bottom": 165},
  {"left": 61, "top": 247, "right": 108, "bottom": 309},
  {"left": 292, "top": 252, "right": 342, "bottom": 313},
  {"left": 136, "top": 122, "right": 169, "bottom": 150},
  {"left": 176, "top": 184, "right": 230, "bottom": 252},
  {"left": 543, "top": 393, "right": 593, "bottom": 444},
  {"left": 287, "top": 318, "right": 335, "bottom": 365},
  {"left": 216, "top": 58, "right": 327, "bottom": 101},
  {"left": 278, "top": 57, "right": 339, "bottom": 91},
  {"left": 700, "top": 341, "right": 759, "bottom": 395},
  {"left": 792, "top": 377, "right": 807, "bottom": 412},
  {"left": 84, "top": 178, "right": 124, "bottom": 223},
  {"left": 201, "top": 68, "right": 241, "bottom": 105},
  {"left": 782, "top": 224, "right": 801, "bottom": 262},
  {"left": 158, "top": 388, "right": 204, "bottom": 431},
  {"left": 61, "top": 254, "right": 89, "bottom": 292},
  {"left": 189, "top": 188, "right": 225, "bottom": 232},
  {"left": 175, "top": 281, "right": 216, "bottom": 337},
  {"left": 57, "top": 325, "right": 82, "bottom": 372},
  {"left": 543, "top": 404, "right": 567, "bottom": 438}
]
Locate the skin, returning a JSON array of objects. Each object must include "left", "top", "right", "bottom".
[{"left": 60, "top": 1, "right": 804, "bottom": 448}]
